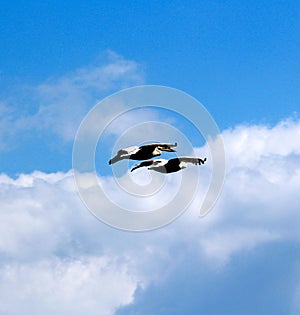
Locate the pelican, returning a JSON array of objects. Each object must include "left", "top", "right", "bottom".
[
  {"left": 131, "top": 156, "right": 207, "bottom": 173},
  {"left": 109, "top": 143, "right": 177, "bottom": 164}
]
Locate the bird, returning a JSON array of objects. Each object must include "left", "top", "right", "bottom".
[
  {"left": 109, "top": 143, "right": 177, "bottom": 164},
  {"left": 130, "top": 156, "right": 207, "bottom": 173}
]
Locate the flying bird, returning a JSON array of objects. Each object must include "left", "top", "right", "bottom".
[
  {"left": 131, "top": 156, "right": 207, "bottom": 173},
  {"left": 109, "top": 143, "right": 177, "bottom": 164}
]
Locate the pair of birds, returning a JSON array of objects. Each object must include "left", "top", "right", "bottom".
[{"left": 109, "top": 142, "right": 207, "bottom": 173}]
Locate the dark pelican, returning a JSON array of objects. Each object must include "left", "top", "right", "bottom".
[
  {"left": 109, "top": 143, "right": 177, "bottom": 164},
  {"left": 131, "top": 156, "right": 207, "bottom": 173}
]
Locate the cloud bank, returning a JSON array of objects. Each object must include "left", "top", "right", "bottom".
[{"left": 0, "top": 118, "right": 300, "bottom": 314}]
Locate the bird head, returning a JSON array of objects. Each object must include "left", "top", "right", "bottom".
[
  {"left": 131, "top": 160, "right": 154, "bottom": 172},
  {"left": 158, "top": 145, "right": 176, "bottom": 153}
]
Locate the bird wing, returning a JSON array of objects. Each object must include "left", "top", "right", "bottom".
[
  {"left": 118, "top": 146, "right": 139, "bottom": 155},
  {"left": 140, "top": 142, "right": 177, "bottom": 148},
  {"left": 177, "top": 156, "right": 207, "bottom": 165}
]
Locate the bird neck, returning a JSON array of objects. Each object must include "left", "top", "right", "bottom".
[{"left": 153, "top": 148, "right": 161, "bottom": 156}]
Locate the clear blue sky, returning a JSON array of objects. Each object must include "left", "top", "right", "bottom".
[
  {"left": 1, "top": 1, "right": 300, "bottom": 314},
  {"left": 1, "top": 0, "right": 299, "bottom": 124}
]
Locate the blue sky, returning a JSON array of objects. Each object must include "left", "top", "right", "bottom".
[
  {"left": 1, "top": 0, "right": 299, "bottom": 175},
  {"left": 1, "top": 1, "right": 300, "bottom": 314}
]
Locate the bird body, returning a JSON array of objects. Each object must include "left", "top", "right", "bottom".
[
  {"left": 109, "top": 143, "right": 177, "bottom": 164},
  {"left": 131, "top": 156, "right": 207, "bottom": 173}
]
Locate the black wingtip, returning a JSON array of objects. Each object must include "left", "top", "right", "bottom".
[
  {"left": 198, "top": 157, "right": 207, "bottom": 165},
  {"left": 109, "top": 160, "right": 112, "bottom": 165}
]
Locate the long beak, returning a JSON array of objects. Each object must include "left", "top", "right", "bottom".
[{"left": 160, "top": 147, "right": 176, "bottom": 152}]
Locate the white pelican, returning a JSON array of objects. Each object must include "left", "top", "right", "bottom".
[
  {"left": 109, "top": 143, "right": 177, "bottom": 164},
  {"left": 131, "top": 156, "right": 207, "bottom": 173}
]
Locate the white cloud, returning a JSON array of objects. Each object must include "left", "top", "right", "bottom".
[
  {"left": 188, "top": 118, "right": 300, "bottom": 264},
  {"left": 199, "top": 228, "right": 279, "bottom": 265},
  {"left": 32, "top": 51, "right": 144, "bottom": 141},
  {"left": 0, "top": 171, "right": 144, "bottom": 315},
  {"left": 0, "top": 51, "right": 144, "bottom": 148},
  {"left": 0, "top": 257, "right": 137, "bottom": 315},
  {"left": 221, "top": 118, "right": 300, "bottom": 173},
  {"left": 0, "top": 118, "right": 300, "bottom": 313}
]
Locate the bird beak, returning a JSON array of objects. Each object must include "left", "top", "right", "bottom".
[{"left": 160, "top": 147, "right": 176, "bottom": 152}]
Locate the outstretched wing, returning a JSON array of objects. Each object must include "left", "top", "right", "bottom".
[
  {"left": 178, "top": 156, "right": 207, "bottom": 165},
  {"left": 109, "top": 146, "right": 139, "bottom": 164},
  {"left": 117, "top": 146, "right": 139, "bottom": 155},
  {"left": 140, "top": 142, "right": 177, "bottom": 149}
]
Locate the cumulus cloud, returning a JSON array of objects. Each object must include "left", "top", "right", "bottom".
[
  {"left": 0, "top": 118, "right": 300, "bottom": 313},
  {"left": 192, "top": 118, "right": 300, "bottom": 263},
  {"left": 0, "top": 257, "right": 137, "bottom": 315},
  {"left": 0, "top": 171, "right": 144, "bottom": 315}
]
